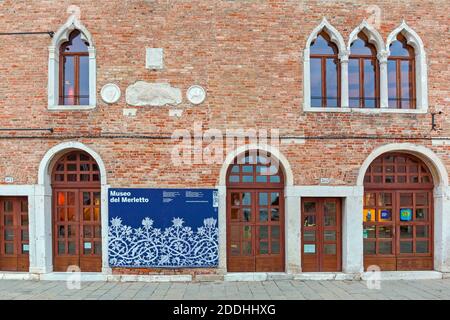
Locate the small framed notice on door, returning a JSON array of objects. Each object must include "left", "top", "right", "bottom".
[{"left": 304, "top": 244, "right": 316, "bottom": 254}]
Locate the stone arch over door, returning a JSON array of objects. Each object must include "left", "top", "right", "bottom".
[
  {"left": 217, "top": 144, "right": 296, "bottom": 273},
  {"left": 35, "top": 142, "right": 108, "bottom": 273},
  {"left": 357, "top": 143, "right": 450, "bottom": 272}
]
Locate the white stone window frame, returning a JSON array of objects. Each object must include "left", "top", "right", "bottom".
[
  {"left": 48, "top": 15, "right": 96, "bottom": 111},
  {"left": 303, "top": 19, "right": 428, "bottom": 114}
]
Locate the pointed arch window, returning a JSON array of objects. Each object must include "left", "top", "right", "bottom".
[
  {"left": 48, "top": 15, "right": 96, "bottom": 110},
  {"left": 310, "top": 32, "right": 341, "bottom": 108},
  {"left": 349, "top": 33, "right": 379, "bottom": 108},
  {"left": 59, "top": 30, "right": 90, "bottom": 106},
  {"left": 388, "top": 34, "right": 416, "bottom": 109}
]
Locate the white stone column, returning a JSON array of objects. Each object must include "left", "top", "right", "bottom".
[
  {"left": 342, "top": 188, "right": 364, "bottom": 273},
  {"left": 101, "top": 184, "right": 111, "bottom": 274},
  {"left": 378, "top": 50, "right": 389, "bottom": 109},
  {"left": 31, "top": 184, "right": 53, "bottom": 273},
  {"left": 88, "top": 47, "right": 97, "bottom": 106},
  {"left": 433, "top": 185, "right": 450, "bottom": 272},
  {"left": 285, "top": 187, "right": 301, "bottom": 273},
  {"left": 217, "top": 186, "right": 227, "bottom": 273},
  {"left": 47, "top": 46, "right": 59, "bottom": 108},
  {"left": 339, "top": 51, "right": 349, "bottom": 108},
  {"left": 303, "top": 48, "right": 311, "bottom": 109}
]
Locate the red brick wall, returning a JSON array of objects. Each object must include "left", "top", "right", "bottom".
[{"left": 0, "top": 0, "right": 448, "bottom": 188}]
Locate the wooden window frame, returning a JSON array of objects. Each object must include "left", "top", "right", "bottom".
[
  {"left": 310, "top": 32, "right": 341, "bottom": 108},
  {"left": 388, "top": 35, "right": 416, "bottom": 109},
  {"left": 58, "top": 31, "right": 89, "bottom": 106},
  {"left": 349, "top": 34, "right": 380, "bottom": 108}
]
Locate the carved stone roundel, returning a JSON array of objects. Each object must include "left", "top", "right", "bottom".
[
  {"left": 186, "top": 85, "right": 206, "bottom": 105},
  {"left": 101, "top": 83, "right": 121, "bottom": 104}
]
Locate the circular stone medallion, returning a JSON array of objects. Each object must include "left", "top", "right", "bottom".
[
  {"left": 186, "top": 85, "right": 206, "bottom": 105},
  {"left": 101, "top": 83, "right": 121, "bottom": 104}
]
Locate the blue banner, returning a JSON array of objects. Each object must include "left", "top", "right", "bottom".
[{"left": 108, "top": 188, "right": 219, "bottom": 268}]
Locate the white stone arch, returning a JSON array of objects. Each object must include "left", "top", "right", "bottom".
[
  {"left": 48, "top": 14, "right": 97, "bottom": 110},
  {"left": 38, "top": 141, "right": 107, "bottom": 187},
  {"left": 386, "top": 21, "right": 428, "bottom": 111},
  {"left": 216, "top": 144, "right": 295, "bottom": 273},
  {"left": 357, "top": 143, "right": 450, "bottom": 272},
  {"left": 356, "top": 143, "right": 448, "bottom": 188},
  {"left": 218, "top": 143, "right": 294, "bottom": 187},
  {"left": 348, "top": 20, "right": 385, "bottom": 55},
  {"left": 34, "top": 141, "right": 109, "bottom": 273},
  {"left": 304, "top": 18, "right": 349, "bottom": 110}
]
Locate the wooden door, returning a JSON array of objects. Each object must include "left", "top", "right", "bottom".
[
  {"left": 227, "top": 190, "right": 285, "bottom": 272},
  {"left": 301, "top": 198, "right": 342, "bottom": 272},
  {"left": 52, "top": 151, "right": 102, "bottom": 272},
  {"left": 363, "top": 153, "right": 434, "bottom": 271},
  {"left": 0, "top": 197, "right": 29, "bottom": 272}
]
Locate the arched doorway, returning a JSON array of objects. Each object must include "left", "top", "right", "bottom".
[
  {"left": 226, "top": 151, "right": 285, "bottom": 272},
  {"left": 51, "top": 151, "right": 102, "bottom": 272},
  {"left": 363, "top": 152, "right": 434, "bottom": 270}
]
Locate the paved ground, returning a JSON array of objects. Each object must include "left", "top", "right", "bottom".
[{"left": 0, "top": 279, "right": 449, "bottom": 300}]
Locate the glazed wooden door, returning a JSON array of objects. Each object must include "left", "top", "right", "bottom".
[
  {"left": 0, "top": 197, "right": 29, "bottom": 271},
  {"left": 363, "top": 153, "right": 434, "bottom": 271},
  {"left": 301, "top": 198, "right": 342, "bottom": 272},
  {"left": 52, "top": 151, "right": 102, "bottom": 272},
  {"left": 227, "top": 190, "right": 284, "bottom": 272},
  {"left": 53, "top": 189, "right": 101, "bottom": 272}
]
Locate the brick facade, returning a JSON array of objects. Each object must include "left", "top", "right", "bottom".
[{"left": 0, "top": 0, "right": 448, "bottom": 276}]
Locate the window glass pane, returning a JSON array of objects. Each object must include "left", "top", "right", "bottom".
[
  {"left": 363, "top": 226, "right": 376, "bottom": 239},
  {"left": 416, "top": 241, "right": 429, "bottom": 254},
  {"left": 228, "top": 175, "right": 239, "bottom": 183},
  {"left": 310, "top": 58, "right": 322, "bottom": 107},
  {"left": 303, "top": 215, "right": 316, "bottom": 227},
  {"left": 400, "top": 193, "right": 413, "bottom": 206},
  {"left": 364, "top": 241, "right": 376, "bottom": 255},
  {"left": 64, "top": 32, "right": 89, "bottom": 52},
  {"left": 324, "top": 244, "right": 336, "bottom": 255},
  {"left": 256, "top": 175, "right": 267, "bottom": 183},
  {"left": 378, "top": 241, "right": 392, "bottom": 254},
  {"left": 415, "top": 208, "right": 428, "bottom": 221},
  {"left": 348, "top": 58, "right": 360, "bottom": 107},
  {"left": 388, "top": 60, "right": 397, "bottom": 108},
  {"left": 259, "top": 209, "right": 268, "bottom": 222},
  {"left": 324, "top": 230, "right": 336, "bottom": 241},
  {"left": 364, "top": 59, "right": 376, "bottom": 108},
  {"left": 240, "top": 193, "right": 250, "bottom": 206},
  {"left": 242, "top": 208, "right": 251, "bottom": 222},
  {"left": 242, "top": 165, "right": 252, "bottom": 173},
  {"left": 243, "top": 226, "right": 252, "bottom": 240},
  {"left": 242, "top": 242, "right": 252, "bottom": 255},
  {"left": 416, "top": 225, "right": 429, "bottom": 238},
  {"left": 378, "top": 226, "right": 393, "bottom": 238},
  {"left": 350, "top": 38, "right": 373, "bottom": 55},
  {"left": 400, "top": 60, "right": 412, "bottom": 109},
  {"left": 259, "top": 193, "right": 268, "bottom": 206},
  {"left": 400, "top": 226, "right": 413, "bottom": 239},
  {"left": 326, "top": 58, "right": 338, "bottom": 107},
  {"left": 310, "top": 34, "right": 337, "bottom": 55},
  {"left": 259, "top": 226, "right": 268, "bottom": 240},
  {"left": 390, "top": 39, "right": 412, "bottom": 57},
  {"left": 231, "top": 243, "right": 240, "bottom": 256},
  {"left": 259, "top": 241, "right": 269, "bottom": 254},
  {"left": 400, "top": 241, "right": 413, "bottom": 253},
  {"left": 269, "top": 175, "right": 280, "bottom": 183},
  {"left": 271, "top": 241, "right": 280, "bottom": 254},
  {"left": 304, "top": 202, "right": 316, "bottom": 214},
  {"left": 63, "top": 56, "right": 75, "bottom": 105},
  {"left": 303, "top": 230, "right": 315, "bottom": 242},
  {"left": 4, "top": 200, "right": 12, "bottom": 212},
  {"left": 4, "top": 229, "right": 14, "bottom": 241},
  {"left": 271, "top": 193, "right": 279, "bottom": 205},
  {"left": 271, "top": 208, "right": 279, "bottom": 221},
  {"left": 242, "top": 175, "right": 253, "bottom": 183},
  {"left": 5, "top": 243, "right": 14, "bottom": 254},
  {"left": 271, "top": 226, "right": 280, "bottom": 240}
]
